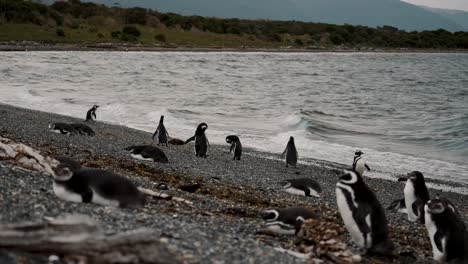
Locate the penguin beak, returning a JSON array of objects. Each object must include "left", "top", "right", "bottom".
[{"left": 397, "top": 175, "right": 408, "bottom": 182}]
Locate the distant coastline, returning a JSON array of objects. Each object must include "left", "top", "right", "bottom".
[{"left": 2, "top": 41, "right": 468, "bottom": 53}]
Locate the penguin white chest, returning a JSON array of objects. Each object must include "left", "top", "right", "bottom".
[
  {"left": 354, "top": 159, "right": 365, "bottom": 176},
  {"left": 130, "top": 153, "right": 154, "bottom": 161},
  {"left": 90, "top": 188, "right": 120, "bottom": 207},
  {"left": 425, "top": 208, "right": 447, "bottom": 262},
  {"left": 404, "top": 181, "right": 418, "bottom": 221},
  {"left": 336, "top": 186, "right": 367, "bottom": 248},
  {"left": 264, "top": 221, "right": 295, "bottom": 235},
  {"left": 53, "top": 182, "right": 83, "bottom": 203}
]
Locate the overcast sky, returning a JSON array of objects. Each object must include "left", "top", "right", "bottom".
[{"left": 402, "top": 0, "right": 468, "bottom": 11}]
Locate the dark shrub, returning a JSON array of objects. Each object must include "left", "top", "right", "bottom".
[
  {"left": 122, "top": 25, "right": 140, "bottom": 37},
  {"left": 56, "top": 28, "right": 65, "bottom": 37},
  {"left": 154, "top": 33, "right": 166, "bottom": 42}
]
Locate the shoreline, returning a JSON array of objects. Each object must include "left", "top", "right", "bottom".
[
  {"left": 1, "top": 41, "right": 468, "bottom": 53},
  {"left": 0, "top": 103, "right": 467, "bottom": 263}
]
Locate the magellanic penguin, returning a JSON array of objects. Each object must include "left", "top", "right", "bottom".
[
  {"left": 262, "top": 208, "right": 319, "bottom": 235},
  {"left": 352, "top": 150, "right": 370, "bottom": 176},
  {"left": 185, "top": 123, "right": 209, "bottom": 158},
  {"left": 48, "top": 123, "right": 78, "bottom": 135},
  {"left": 52, "top": 161, "right": 145, "bottom": 208},
  {"left": 282, "top": 136, "right": 298, "bottom": 167},
  {"left": 398, "top": 171, "right": 430, "bottom": 223},
  {"left": 125, "top": 145, "right": 169, "bottom": 163},
  {"left": 152, "top": 115, "right": 169, "bottom": 146},
  {"left": 386, "top": 198, "right": 407, "bottom": 214},
  {"left": 85, "top": 105, "right": 99, "bottom": 122},
  {"left": 282, "top": 178, "right": 322, "bottom": 198},
  {"left": 336, "top": 170, "right": 394, "bottom": 255},
  {"left": 168, "top": 138, "right": 185, "bottom": 145},
  {"left": 225, "top": 135, "right": 242, "bottom": 160},
  {"left": 424, "top": 198, "right": 468, "bottom": 263},
  {"left": 70, "top": 123, "right": 95, "bottom": 136}
]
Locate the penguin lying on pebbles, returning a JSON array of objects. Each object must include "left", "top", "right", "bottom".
[
  {"left": 282, "top": 178, "right": 322, "bottom": 198},
  {"left": 262, "top": 208, "right": 319, "bottom": 235},
  {"left": 168, "top": 138, "right": 185, "bottom": 145},
  {"left": 125, "top": 145, "right": 169, "bottom": 163},
  {"left": 48, "top": 123, "right": 77, "bottom": 135},
  {"left": 424, "top": 198, "right": 468, "bottom": 263},
  {"left": 52, "top": 160, "right": 146, "bottom": 208},
  {"left": 69, "top": 123, "right": 95, "bottom": 136},
  {"left": 386, "top": 198, "right": 407, "bottom": 214},
  {"left": 336, "top": 170, "right": 394, "bottom": 255},
  {"left": 399, "top": 171, "right": 430, "bottom": 223},
  {"left": 225, "top": 135, "right": 242, "bottom": 160}
]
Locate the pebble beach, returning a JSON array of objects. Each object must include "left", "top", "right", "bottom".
[{"left": 0, "top": 103, "right": 467, "bottom": 263}]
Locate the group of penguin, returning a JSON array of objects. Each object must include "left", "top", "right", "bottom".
[{"left": 47, "top": 105, "right": 467, "bottom": 263}]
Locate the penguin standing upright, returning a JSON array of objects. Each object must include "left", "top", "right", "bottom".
[
  {"left": 282, "top": 136, "right": 298, "bottom": 167},
  {"left": 336, "top": 170, "right": 394, "bottom": 255},
  {"left": 398, "top": 171, "right": 430, "bottom": 223},
  {"left": 185, "top": 123, "right": 209, "bottom": 158},
  {"left": 152, "top": 115, "right": 169, "bottom": 146},
  {"left": 225, "top": 135, "right": 242, "bottom": 160},
  {"left": 85, "top": 105, "right": 99, "bottom": 122},
  {"left": 424, "top": 198, "right": 468, "bottom": 263},
  {"left": 52, "top": 161, "right": 146, "bottom": 208},
  {"left": 352, "top": 150, "right": 370, "bottom": 176}
]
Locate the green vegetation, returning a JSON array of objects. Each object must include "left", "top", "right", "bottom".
[{"left": 0, "top": 0, "right": 468, "bottom": 49}]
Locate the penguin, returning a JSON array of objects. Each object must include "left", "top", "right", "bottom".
[
  {"left": 52, "top": 162, "right": 145, "bottom": 208},
  {"left": 262, "top": 208, "right": 319, "bottom": 235},
  {"left": 398, "top": 171, "right": 430, "bottom": 223},
  {"left": 282, "top": 136, "right": 298, "bottom": 167},
  {"left": 225, "top": 135, "right": 242, "bottom": 160},
  {"left": 125, "top": 145, "right": 169, "bottom": 163},
  {"left": 185, "top": 123, "right": 209, "bottom": 158},
  {"left": 336, "top": 169, "right": 394, "bottom": 255},
  {"left": 352, "top": 150, "right": 370, "bottom": 176},
  {"left": 152, "top": 115, "right": 169, "bottom": 146},
  {"left": 424, "top": 198, "right": 468, "bottom": 263},
  {"left": 48, "top": 123, "right": 78, "bottom": 135},
  {"left": 386, "top": 198, "right": 407, "bottom": 214},
  {"left": 168, "top": 138, "right": 185, "bottom": 145},
  {"left": 51, "top": 155, "right": 81, "bottom": 172},
  {"left": 69, "top": 123, "right": 95, "bottom": 136},
  {"left": 282, "top": 178, "right": 322, "bottom": 198},
  {"left": 85, "top": 105, "right": 99, "bottom": 122}
]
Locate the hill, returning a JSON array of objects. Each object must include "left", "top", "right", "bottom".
[
  {"left": 87, "top": 0, "right": 467, "bottom": 31},
  {"left": 422, "top": 6, "right": 468, "bottom": 31}
]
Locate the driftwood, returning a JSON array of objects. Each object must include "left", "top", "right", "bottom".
[{"left": 0, "top": 214, "right": 182, "bottom": 264}]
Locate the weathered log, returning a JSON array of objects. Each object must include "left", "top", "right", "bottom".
[{"left": 0, "top": 214, "right": 182, "bottom": 264}]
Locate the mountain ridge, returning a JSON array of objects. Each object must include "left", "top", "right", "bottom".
[{"left": 84, "top": 0, "right": 468, "bottom": 31}]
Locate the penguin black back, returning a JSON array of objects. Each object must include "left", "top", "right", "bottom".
[
  {"left": 336, "top": 170, "right": 394, "bottom": 255},
  {"left": 282, "top": 136, "right": 298, "bottom": 167},
  {"left": 53, "top": 164, "right": 145, "bottom": 208},
  {"left": 125, "top": 145, "right": 169, "bottom": 163},
  {"left": 226, "top": 135, "right": 242, "bottom": 160},
  {"left": 85, "top": 105, "right": 99, "bottom": 122},
  {"left": 185, "top": 123, "right": 209, "bottom": 158},
  {"left": 424, "top": 198, "right": 468, "bottom": 263},
  {"left": 152, "top": 115, "right": 169, "bottom": 146},
  {"left": 70, "top": 123, "right": 95, "bottom": 136}
]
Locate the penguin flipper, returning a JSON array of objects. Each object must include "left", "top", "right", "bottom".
[
  {"left": 185, "top": 136, "right": 195, "bottom": 144},
  {"left": 434, "top": 230, "right": 445, "bottom": 254},
  {"left": 412, "top": 199, "right": 425, "bottom": 223},
  {"left": 365, "top": 164, "right": 371, "bottom": 171},
  {"left": 81, "top": 188, "right": 93, "bottom": 203}
]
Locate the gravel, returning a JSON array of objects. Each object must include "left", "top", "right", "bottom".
[{"left": 0, "top": 103, "right": 466, "bottom": 264}]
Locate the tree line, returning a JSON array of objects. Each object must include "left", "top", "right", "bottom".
[{"left": 1, "top": 0, "right": 468, "bottom": 48}]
